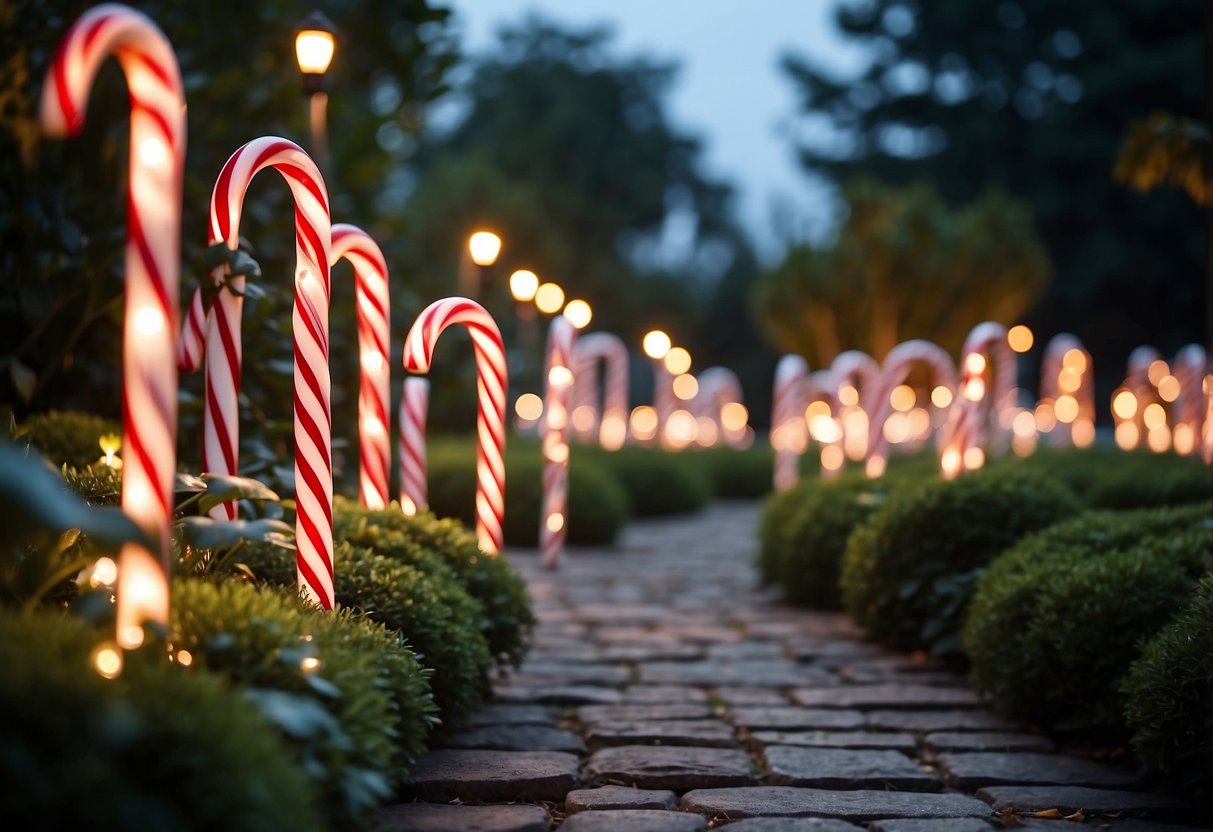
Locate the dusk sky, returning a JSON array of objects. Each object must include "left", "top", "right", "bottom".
[{"left": 445, "top": 0, "right": 871, "bottom": 263}]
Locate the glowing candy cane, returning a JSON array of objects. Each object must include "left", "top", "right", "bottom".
[
  {"left": 329, "top": 224, "right": 391, "bottom": 509},
  {"left": 42, "top": 3, "right": 185, "bottom": 648},
  {"left": 824, "top": 351, "right": 880, "bottom": 477},
  {"left": 1040, "top": 334, "right": 1095, "bottom": 448},
  {"left": 404, "top": 298, "right": 507, "bottom": 553},
  {"left": 398, "top": 377, "right": 429, "bottom": 514},
  {"left": 1172, "top": 344, "right": 1207, "bottom": 456},
  {"left": 866, "top": 340, "right": 957, "bottom": 479},
  {"left": 941, "top": 322, "right": 1015, "bottom": 477},
  {"left": 696, "top": 366, "right": 747, "bottom": 447},
  {"left": 772, "top": 355, "right": 809, "bottom": 490},
  {"left": 571, "top": 332, "right": 630, "bottom": 450},
  {"left": 541, "top": 317, "right": 577, "bottom": 568}
]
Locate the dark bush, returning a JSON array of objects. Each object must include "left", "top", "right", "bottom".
[
  {"left": 171, "top": 578, "right": 435, "bottom": 828},
  {"left": 1015, "top": 446, "right": 1213, "bottom": 509},
  {"left": 579, "top": 444, "right": 709, "bottom": 517},
  {"left": 841, "top": 466, "right": 1078, "bottom": 655},
  {"left": 333, "top": 497, "right": 534, "bottom": 667},
  {"left": 241, "top": 540, "right": 489, "bottom": 729},
  {"left": 757, "top": 478, "right": 818, "bottom": 586},
  {"left": 965, "top": 504, "right": 1213, "bottom": 733},
  {"left": 686, "top": 445, "right": 773, "bottom": 499},
  {"left": 0, "top": 609, "right": 321, "bottom": 832},
  {"left": 18, "top": 410, "right": 120, "bottom": 468},
  {"left": 427, "top": 442, "right": 628, "bottom": 546},
  {"left": 1123, "top": 574, "right": 1213, "bottom": 796}
]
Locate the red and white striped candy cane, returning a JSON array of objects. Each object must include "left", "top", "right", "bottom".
[
  {"left": 1124, "top": 345, "right": 1162, "bottom": 446},
  {"left": 330, "top": 224, "right": 390, "bottom": 509},
  {"left": 1172, "top": 344, "right": 1207, "bottom": 456},
  {"left": 942, "top": 322, "right": 1015, "bottom": 476},
  {"left": 1040, "top": 334, "right": 1094, "bottom": 447},
  {"left": 180, "top": 137, "right": 333, "bottom": 607},
  {"left": 866, "top": 340, "right": 957, "bottom": 478},
  {"left": 541, "top": 316, "right": 577, "bottom": 568},
  {"left": 824, "top": 351, "right": 880, "bottom": 477},
  {"left": 653, "top": 361, "right": 677, "bottom": 447},
  {"left": 772, "top": 354, "right": 809, "bottom": 490},
  {"left": 695, "top": 366, "right": 746, "bottom": 447},
  {"left": 1202, "top": 372, "right": 1213, "bottom": 465},
  {"left": 398, "top": 377, "right": 429, "bottom": 514},
  {"left": 404, "top": 298, "right": 507, "bottom": 553},
  {"left": 42, "top": 3, "right": 185, "bottom": 647},
  {"left": 571, "top": 332, "right": 630, "bottom": 450}
]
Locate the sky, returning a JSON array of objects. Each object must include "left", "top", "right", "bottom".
[{"left": 443, "top": 0, "right": 871, "bottom": 264}]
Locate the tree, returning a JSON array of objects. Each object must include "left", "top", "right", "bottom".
[{"left": 755, "top": 179, "right": 1048, "bottom": 366}]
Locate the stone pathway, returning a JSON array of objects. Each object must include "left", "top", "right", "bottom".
[{"left": 378, "top": 502, "right": 1208, "bottom": 831}]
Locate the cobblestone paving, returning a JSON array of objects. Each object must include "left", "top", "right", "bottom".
[{"left": 379, "top": 503, "right": 1207, "bottom": 831}]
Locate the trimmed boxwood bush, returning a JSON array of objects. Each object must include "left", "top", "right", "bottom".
[
  {"left": 579, "top": 444, "right": 709, "bottom": 517},
  {"left": 965, "top": 504, "right": 1213, "bottom": 733},
  {"left": 841, "top": 467, "right": 1078, "bottom": 655},
  {"left": 18, "top": 410, "right": 120, "bottom": 468},
  {"left": 686, "top": 445, "right": 773, "bottom": 499},
  {"left": 0, "top": 609, "right": 322, "bottom": 832},
  {"left": 1123, "top": 574, "right": 1213, "bottom": 795},
  {"left": 333, "top": 497, "right": 534, "bottom": 668},
  {"left": 1016, "top": 446, "right": 1213, "bottom": 509},
  {"left": 427, "top": 442, "right": 628, "bottom": 546},
  {"left": 171, "top": 578, "right": 435, "bottom": 828},
  {"left": 241, "top": 540, "right": 489, "bottom": 729},
  {"left": 757, "top": 478, "right": 818, "bottom": 585}
]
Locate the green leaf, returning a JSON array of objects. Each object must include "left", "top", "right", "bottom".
[
  {"left": 177, "top": 516, "right": 293, "bottom": 549},
  {"left": 198, "top": 472, "right": 279, "bottom": 513},
  {"left": 242, "top": 688, "right": 344, "bottom": 741}
]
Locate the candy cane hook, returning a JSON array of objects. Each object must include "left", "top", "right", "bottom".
[
  {"left": 541, "top": 316, "right": 577, "bottom": 568},
  {"left": 772, "top": 354, "right": 809, "bottom": 490},
  {"left": 866, "top": 340, "right": 957, "bottom": 478},
  {"left": 572, "top": 332, "right": 630, "bottom": 451}
]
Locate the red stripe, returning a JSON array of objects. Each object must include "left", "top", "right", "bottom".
[
  {"left": 121, "top": 385, "right": 171, "bottom": 519},
  {"left": 126, "top": 49, "right": 175, "bottom": 89},
  {"left": 294, "top": 327, "right": 331, "bottom": 422},
  {"left": 204, "top": 383, "right": 238, "bottom": 475},
  {"left": 278, "top": 162, "right": 329, "bottom": 213},
  {"left": 126, "top": 193, "right": 173, "bottom": 322},
  {"left": 294, "top": 547, "right": 330, "bottom": 610}
]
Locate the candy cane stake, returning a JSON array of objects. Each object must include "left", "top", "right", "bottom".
[
  {"left": 824, "top": 351, "right": 880, "bottom": 477},
  {"left": 572, "top": 332, "right": 630, "bottom": 450},
  {"left": 941, "top": 322, "right": 1015, "bottom": 477},
  {"left": 330, "top": 224, "right": 391, "bottom": 509},
  {"left": 403, "top": 298, "right": 507, "bottom": 553},
  {"left": 1040, "top": 334, "right": 1094, "bottom": 448},
  {"left": 866, "top": 340, "right": 957, "bottom": 478},
  {"left": 42, "top": 4, "right": 185, "bottom": 648},
  {"left": 653, "top": 362, "right": 677, "bottom": 447},
  {"left": 541, "top": 317, "right": 577, "bottom": 568},
  {"left": 177, "top": 137, "right": 333, "bottom": 607},
  {"left": 398, "top": 377, "right": 429, "bottom": 514},
  {"left": 1172, "top": 344, "right": 1207, "bottom": 456},
  {"left": 772, "top": 355, "right": 809, "bottom": 490},
  {"left": 696, "top": 366, "right": 747, "bottom": 448}
]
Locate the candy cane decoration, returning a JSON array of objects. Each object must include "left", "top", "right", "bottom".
[
  {"left": 42, "top": 4, "right": 185, "bottom": 648},
  {"left": 571, "top": 332, "right": 630, "bottom": 450},
  {"left": 866, "top": 340, "right": 957, "bottom": 479},
  {"left": 177, "top": 137, "right": 333, "bottom": 606},
  {"left": 696, "top": 366, "right": 747, "bottom": 447},
  {"left": 1040, "top": 334, "right": 1094, "bottom": 448},
  {"left": 398, "top": 378, "right": 429, "bottom": 515},
  {"left": 772, "top": 354, "right": 809, "bottom": 490},
  {"left": 404, "top": 298, "right": 507, "bottom": 553},
  {"left": 653, "top": 361, "right": 677, "bottom": 447},
  {"left": 824, "top": 351, "right": 880, "bottom": 477},
  {"left": 541, "top": 317, "right": 577, "bottom": 568},
  {"left": 1172, "top": 344, "right": 1207, "bottom": 456},
  {"left": 941, "top": 322, "right": 1016, "bottom": 477},
  {"left": 331, "top": 224, "right": 390, "bottom": 509}
]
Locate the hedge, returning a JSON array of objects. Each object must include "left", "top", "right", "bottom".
[{"left": 577, "top": 444, "right": 709, "bottom": 517}]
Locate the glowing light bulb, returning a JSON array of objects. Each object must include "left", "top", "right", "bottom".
[
  {"left": 664, "top": 347, "right": 692, "bottom": 375},
  {"left": 134, "top": 307, "right": 164, "bottom": 337},
  {"left": 721, "top": 402, "right": 749, "bottom": 432},
  {"left": 534, "top": 283, "right": 565, "bottom": 315},
  {"left": 548, "top": 365, "right": 573, "bottom": 388},
  {"left": 361, "top": 350, "right": 384, "bottom": 371},
  {"left": 963, "top": 446, "right": 985, "bottom": 470},
  {"left": 643, "top": 330, "right": 671, "bottom": 360},
  {"left": 890, "top": 384, "right": 916, "bottom": 412},
  {"left": 838, "top": 384, "right": 859, "bottom": 407},
  {"left": 139, "top": 137, "right": 168, "bottom": 167},
  {"left": 300, "top": 656, "right": 321, "bottom": 673},
  {"left": 92, "top": 644, "right": 123, "bottom": 679},
  {"left": 467, "top": 231, "right": 502, "bottom": 266},
  {"left": 509, "top": 270, "right": 539, "bottom": 302},
  {"left": 1112, "top": 389, "right": 1137, "bottom": 420},
  {"left": 562, "top": 299, "right": 593, "bottom": 329},
  {"left": 91, "top": 556, "right": 118, "bottom": 587},
  {"left": 1007, "top": 325, "right": 1034, "bottom": 353},
  {"left": 515, "top": 393, "right": 543, "bottom": 421},
  {"left": 965, "top": 353, "right": 987, "bottom": 375},
  {"left": 672, "top": 374, "right": 699, "bottom": 400},
  {"left": 546, "top": 513, "right": 565, "bottom": 533},
  {"left": 931, "top": 385, "right": 953, "bottom": 408},
  {"left": 176, "top": 649, "right": 193, "bottom": 667}
]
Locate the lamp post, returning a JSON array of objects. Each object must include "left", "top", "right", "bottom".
[
  {"left": 461, "top": 230, "right": 502, "bottom": 298},
  {"left": 295, "top": 11, "right": 337, "bottom": 177}
]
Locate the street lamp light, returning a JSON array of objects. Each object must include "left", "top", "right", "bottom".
[
  {"left": 642, "top": 329, "right": 671, "bottom": 361},
  {"left": 295, "top": 11, "right": 338, "bottom": 176},
  {"left": 563, "top": 299, "right": 592, "bottom": 330},
  {"left": 460, "top": 230, "right": 501, "bottom": 297},
  {"left": 534, "top": 282, "right": 565, "bottom": 315},
  {"left": 509, "top": 269, "right": 539, "bottom": 303},
  {"left": 509, "top": 269, "right": 540, "bottom": 362}
]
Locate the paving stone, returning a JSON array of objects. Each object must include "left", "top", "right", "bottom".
[
  {"left": 468, "top": 704, "right": 555, "bottom": 728},
  {"left": 495, "top": 685, "right": 623, "bottom": 705},
  {"left": 976, "top": 786, "right": 1192, "bottom": 821},
  {"left": 720, "top": 820, "right": 863, "bottom": 831},
  {"left": 1016, "top": 822, "right": 1209, "bottom": 832},
  {"left": 564, "top": 785, "right": 678, "bottom": 813},
  {"left": 938, "top": 752, "right": 1143, "bottom": 790},
  {"left": 707, "top": 641, "right": 787, "bottom": 660},
  {"left": 715, "top": 687, "right": 793, "bottom": 707},
  {"left": 375, "top": 802, "right": 550, "bottom": 832},
  {"left": 584, "top": 745, "right": 756, "bottom": 790},
  {"left": 790, "top": 684, "right": 980, "bottom": 710},
  {"left": 868, "top": 819, "right": 996, "bottom": 832},
  {"left": 436, "top": 724, "right": 586, "bottom": 754},
  {"left": 865, "top": 709, "right": 1010, "bottom": 733},
  {"left": 510, "top": 663, "right": 632, "bottom": 687},
  {"left": 640, "top": 660, "right": 832, "bottom": 687},
  {"left": 559, "top": 809, "right": 706, "bottom": 832},
  {"left": 731, "top": 707, "right": 866, "bottom": 731},
  {"left": 586, "top": 719, "right": 737, "bottom": 748},
  {"left": 601, "top": 643, "right": 704, "bottom": 662},
  {"left": 840, "top": 667, "right": 968, "bottom": 687},
  {"left": 679, "top": 787, "right": 991, "bottom": 821},
  {"left": 749, "top": 730, "right": 917, "bottom": 753},
  {"left": 576, "top": 604, "right": 671, "bottom": 624},
  {"left": 578, "top": 704, "right": 713, "bottom": 723},
  {"left": 763, "top": 746, "right": 940, "bottom": 791},
  {"left": 621, "top": 685, "right": 710, "bottom": 704},
  {"left": 406, "top": 749, "right": 579, "bottom": 803},
  {"left": 924, "top": 732, "right": 1053, "bottom": 753},
  {"left": 596, "top": 628, "right": 681, "bottom": 645}
]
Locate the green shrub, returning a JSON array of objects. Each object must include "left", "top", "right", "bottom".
[
  {"left": 0, "top": 609, "right": 321, "bottom": 832},
  {"left": 241, "top": 541, "right": 489, "bottom": 728},
  {"left": 686, "top": 445, "right": 773, "bottom": 499},
  {"left": 580, "top": 444, "right": 709, "bottom": 517},
  {"left": 332, "top": 498, "right": 534, "bottom": 668},
  {"left": 1123, "top": 574, "right": 1213, "bottom": 795},
  {"left": 171, "top": 578, "right": 435, "bottom": 828},
  {"left": 61, "top": 461, "right": 123, "bottom": 503},
  {"left": 427, "top": 442, "right": 628, "bottom": 545},
  {"left": 965, "top": 505, "right": 1213, "bottom": 733},
  {"left": 1015, "top": 446, "right": 1213, "bottom": 509},
  {"left": 841, "top": 467, "right": 1078, "bottom": 655},
  {"left": 757, "top": 478, "right": 818, "bottom": 585},
  {"left": 18, "top": 410, "right": 120, "bottom": 468}
]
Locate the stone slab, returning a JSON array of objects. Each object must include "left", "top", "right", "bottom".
[
  {"left": 639, "top": 660, "right": 832, "bottom": 687},
  {"left": 749, "top": 730, "right": 917, "bottom": 753},
  {"left": 468, "top": 704, "right": 555, "bottom": 728},
  {"left": 976, "top": 786, "right": 1192, "bottom": 821},
  {"left": 578, "top": 704, "right": 713, "bottom": 723},
  {"left": 1015, "top": 822, "right": 1210, "bottom": 832},
  {"left": 865, "top": 710, "right": 1010, "bottom": 733},
  {"left": 868, "top": 820, "right": 995, "bottom": 832},
  {"left": 731, "top": 707, "right": 867, "bottom": 731},
  {"left": 495, "top": 685, "right": 623, "bottom": 705},
  {"left": 586, "top": 719, "right": 737, "bottom": 748},
  {"left": 601, "top": 644, "right": 704, "bottom": 662},
  {"left": 436, "top": 725, "right": 586, "bottom": 754},
  {"left": 763, "top": 746, "right": 940, "bottom": 792},
  {"left": 924, "top": 732, "right": 1053, "bottom": 753},
  {"left": 584, "top": 745, "right": 755, "bottom": 790},
  {"left": 621, "top": 686, "right": 710, "bottom": 704},
  {"left": 721, "top": 820, "right": 863, "bottom": 832},
  {"left": 510, "top": 663, "right": 632, "bottom": 687},
  {"left": 715, "top": 687, "right": 791, "bottom": 707},
  {"left": 679, "top": 787, "right": 991, "bottom": 821},
  {"left": 564, "top": 785, "right": 678, "bottom": 813},
  {"left": 559, "top": 809, "right": 706, "bottom": 832},
  {"left": 938, "top": 752, "right": 1142, "bottom": 790},
  {"left": 790, "top": 684, "right": 979, "bottom": 710},
  {"left": 375, "top": 802, "right": 550, "bottom": 832},
  {"left": 406, "top": 749, "right": 579, "bottom": 803}
]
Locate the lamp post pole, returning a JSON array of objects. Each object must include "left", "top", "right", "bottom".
[{"left": 295, "top": 11, "right": 337, "bottom": 177}]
